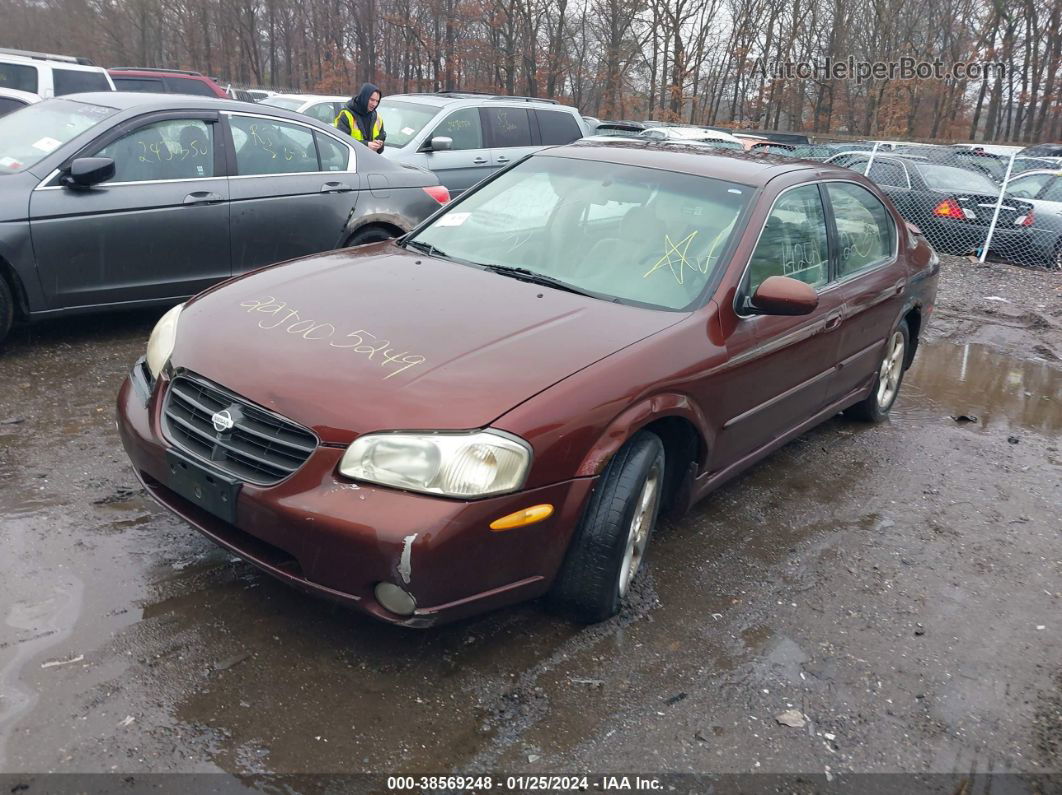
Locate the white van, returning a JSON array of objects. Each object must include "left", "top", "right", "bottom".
[{"left": 0, "top": 49, "right": 114, "bottom": 98}]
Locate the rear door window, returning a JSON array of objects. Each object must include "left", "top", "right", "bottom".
[
  {"left": 483, "top": 107, "right": 532, "bottom": 148},
  {"left": 53, "top": 69, "right": 111, "bottom": 95},
  {"left": 867, "top": 161, "right": 908, "bottom": 188},
  {"left": 827, "top": 183, "right": 896, "bottom": 277},
  {"left": 0, "top": 62, "right": 38, "bottom": 93},
  {"left": 113, "top": 77, "right": 166, "bottom": 92},
  {"left": 93, "top": 118, "right": 215, "bottom": 182},
  {"left": 315, "top": 132, "right": 350, "bottom": 171},
  {"left": 536, "top": 110, "right": 581, "bottom": 145},
  {"left": 230, "top": 115, "right": 319, "bottom": 174},
  {"left": 164, "top": 77, "right": 217, "bottom": 96},
  {"left": 429, "top": 108, "right": 483, "bottom": 150}
]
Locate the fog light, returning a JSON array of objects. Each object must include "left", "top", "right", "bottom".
[{"left": 374, "top": 582, "right": 416, "bottom": 616}]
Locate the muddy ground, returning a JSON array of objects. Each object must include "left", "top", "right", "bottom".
[{"left": 0, "top": 255, "right": 1059, "bottom": 790}]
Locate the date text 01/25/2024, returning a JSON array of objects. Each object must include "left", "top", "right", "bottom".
[{"left": 385, "top": 775, "right": 663, "bottom": 791}]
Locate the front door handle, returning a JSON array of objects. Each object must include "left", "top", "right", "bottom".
[
  {"left": 183, "top": 191, "right": 223, "bottom": 205},
  {"left": 824, "top": 313, "right": 843, "bottom": 332},
  {"left": 472, "top": 157, "right": 488, "bottom": 165},
  {"left": 320, "top": 181, "right": 353, "bottom": 193}
]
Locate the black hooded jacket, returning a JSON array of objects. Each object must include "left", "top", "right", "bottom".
[{"left": 337, "top": 82, "right": 386, "bottom": 147}]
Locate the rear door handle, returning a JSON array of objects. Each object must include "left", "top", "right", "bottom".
[
  {"left": 472, "top": 157, "right": 488, "bottom": 165},
  {"left": 320, "top": 181, "right": 353, "bottom": 193},
  {"left": 183, "top": 191, "right": 223, "bottom": 205},
  {"left": 495, "top": 156, "right": 510, "bottom": 164},
  {"left": 893, "top": 279, "right": 905, "bottom": 295}
]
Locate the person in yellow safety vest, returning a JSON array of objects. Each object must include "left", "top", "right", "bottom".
[{"left": 335, "top": 82, "right": 386, "bottom": 152}]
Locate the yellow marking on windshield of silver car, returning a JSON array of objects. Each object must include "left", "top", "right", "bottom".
[{"left": 238, "top": 297, "right": 427, "bottom": 379}]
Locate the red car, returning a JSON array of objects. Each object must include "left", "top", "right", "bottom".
[
  {"left": 109, "top": 68, "right": 228, "bottom": 98},
  {"left": 116, "top": 142, "right": 939, "bottom": 627}
]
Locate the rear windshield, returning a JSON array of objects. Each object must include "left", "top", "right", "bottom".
[
  {"left": 0, "top": 98, "right": 117, "bottom": 173},
  {"left": 916, "top": 163, "right": 998, "bottom": 193},
  {"left": 53, "top": 69, "right": 111, "bottom": 95},
  {"left": 0, "top": 62, "right": 38, "bottom": 94},
  {"left": 375, "top": 99, "right": 440, "bottom": 148},
  {"left": 260, "top": 96, "right": 306, "bottom": 111},
  {"left": 408, "top": 155, "right": 751, "bottom": 311}
]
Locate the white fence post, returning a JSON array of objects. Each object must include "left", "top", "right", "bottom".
[
  {"left": 863, "top": 141, "right": 881, "bottom": 177},
  {"left": 979, "top": 152, "right": 1018, "bottom": 263}
]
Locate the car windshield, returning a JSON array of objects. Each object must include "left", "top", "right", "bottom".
[
  {"left": 407, "top": 155, "right": 750, "bottom": 311},
  {"left": 0, "top": 98, "right": 117, "bottom": 174},
  {"left": 376, "top": 99, "right": 439, "bottom": 148},
  {"left": 917, "top": 163, "right": 998, "bottom": 193},
  {"left": 260, "top": 96, "right": 305, "bottom": 111}
]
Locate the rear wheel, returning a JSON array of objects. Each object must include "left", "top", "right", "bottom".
[
  {"left": 0, "top": 277, "right": 13, "bottom": 347},
  {"left": 844, "top": 320, "right": 909, "bottom": 422},
  {"left": 1050, "top": 240, "right": 1062, "bottom": 271},
  {"left": 344, "top": 226, "right": 397, "bottom": 247},
  {"left": 549, "top": 431, "right": 665, "bottom": 623}
]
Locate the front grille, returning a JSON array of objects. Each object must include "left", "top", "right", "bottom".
[{"left": 162, "top": 373, "right": 317, "bottom": 485}]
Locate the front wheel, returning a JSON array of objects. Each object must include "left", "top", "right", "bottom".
[
  {"left": 844, "top": 320, "right": 910, "bottom": 422},
  {"left": 549, "top": 431, "right": 665, "bottom": 623}
]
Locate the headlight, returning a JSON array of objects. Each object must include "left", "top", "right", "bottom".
[
  {"left": 145, "top": 303, "right": 183, "bottom": 379},
  {"left": 338, "top": 430, "right": 531, "bottom": 498}
]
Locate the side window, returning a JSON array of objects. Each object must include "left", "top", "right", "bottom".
[
  {"left": 113, "top": 77, "right": 165, "bottom": 92},
  {"left": 1041, "top": 177, "right": 1062, "bottom": 202},
  {"left": 164, "top": 77, "right": 217, "bottom": 97},
  {"left": 53, "top": 69, "right": 110, "bottom": 95},
  {"left": 430, "top": 108, "right": 483, "bottom": 151},
  {"left": 746, "top": 184, "right": 829, "bottom": 294},
  {"left": 1006, "top": 173, "right": 1052, "bottom": 198},
  {"left": 0, "top": 62, "right": 39, "bottom": 93},
  {"left": 230, "top": 115, "right": 318, "bottom": 175},
  {"left": 483, "top": 107, "right": 532, "bottom": 148},
  {"left": 827, "top": 183, "right": 895, "bottom": 277},
  {"left": 0, "top": 97, "right": 26, "bottom": 117},
  {"left": 536, "top": 110, "right": 581, "bottom": 145},
  {"left": 867, "top": 161, "right": 908, "bottom": 188},
  {"left": 93, "top": 119, "right": 215, "bottom": 183},
  {"left": 315, "top": 132, "right": 350, "bottom": 171},
  {"left": 305, "top": 102, "right": 337, "bottom": 124}
]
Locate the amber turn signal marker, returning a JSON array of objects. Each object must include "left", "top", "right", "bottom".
[{"left": 489, "top": 504, "right": 554, "bottom": 531}]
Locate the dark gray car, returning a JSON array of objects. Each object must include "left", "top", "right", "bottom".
[{"left": 0, "top": 92, "right": 449, "bottom": 344}]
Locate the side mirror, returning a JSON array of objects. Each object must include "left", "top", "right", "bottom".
[
  {"left": 426, "top": 136, "right": 453, "bottom": 152},
  {"left": 62, "top": 157, "right": 115, "bottom": 188},
  {"left": 746, "top": 275, "right": 819, "bottom": 316}
]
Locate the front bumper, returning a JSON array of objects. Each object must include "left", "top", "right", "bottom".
[{"left": 117, "top": 364, "right": 596, "bottom": 627}]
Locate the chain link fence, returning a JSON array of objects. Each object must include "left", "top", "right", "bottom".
[{"left": 819, "top": 143, "right": 1062, "bottom": 271}]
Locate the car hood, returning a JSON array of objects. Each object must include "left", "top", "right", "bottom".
[{"left": 172, "top": 244, "right": 684, "bottom": 442}]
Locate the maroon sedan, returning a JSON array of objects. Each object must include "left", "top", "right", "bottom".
[{"left": 116, "top": 141, "right": 938, "bottom": 627}]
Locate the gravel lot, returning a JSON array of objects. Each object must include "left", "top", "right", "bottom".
[{"left": 0, "top": 255, "right": 1058, "bottom": 791}]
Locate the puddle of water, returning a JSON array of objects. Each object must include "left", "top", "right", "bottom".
[{"left": 897, "top": 341, "right": 1061, "bottom": 434}]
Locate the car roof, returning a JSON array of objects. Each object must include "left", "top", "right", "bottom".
[
  {"left": 382, "top": 92, "right": 569, "bottom": 109},
  {"left": 0, "top": 53, "right": 105, "bottom": 71},
  {"left": 542, "top": 139, "right": 823, "bottom": 184},
  {"left": 57, "top": 92, "right": 345, "bottom": 127}
]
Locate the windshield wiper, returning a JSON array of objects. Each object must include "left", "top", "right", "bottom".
[
  {"left": 404, "top": 239, "right": 448, "bottom": 259},
  {"left": 477, "top": 264, "right": 596, "bottom": 297}
]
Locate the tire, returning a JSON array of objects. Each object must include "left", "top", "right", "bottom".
[
  {"left": 1049, "top": 241, "right": 1062, "bottom": 272},
  {"left": 344, "top": 226, "right": 396, "bottom": 247},
  {"left": 844, "top": 319, "right": 910, "bottom": 422},
  {"left": 549, "top": 431, "right": 666, "bottom": 623},
  {"left": 0, "top": 277, "right": 13, "bottom": 348}
]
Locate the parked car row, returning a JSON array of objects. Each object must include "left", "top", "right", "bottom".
[{"left": 825, "top": 152, "right": 1062, "bottom": 269}]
